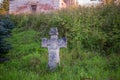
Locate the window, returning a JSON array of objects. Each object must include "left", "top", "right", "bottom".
[{"left": 31, "top": 5, "right": 37, "bottom": 12}]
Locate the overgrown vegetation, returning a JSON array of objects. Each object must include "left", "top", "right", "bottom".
[{"left": 0, "top": 5, "right": 120, "bottom": 80}]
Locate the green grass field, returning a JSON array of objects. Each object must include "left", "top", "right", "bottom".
[{"left": 0, "top": 5, "right": 120, "bottom": 80}]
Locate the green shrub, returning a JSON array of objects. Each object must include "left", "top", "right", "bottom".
[{"left": 10, "top": 5, "right": 120, "bottom": 54}]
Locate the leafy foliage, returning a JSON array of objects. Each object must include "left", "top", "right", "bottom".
[
  {"left": 0, "top": 4, "right": 120, "bottom": 80},
  {"left": 10, "top": 5, "right": 120, "bottom": 54},
  {"left": 0, "top": 0, "right": 9, "bottom": 14}
]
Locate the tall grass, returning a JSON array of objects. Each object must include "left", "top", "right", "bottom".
[{"left": 0, "top": 5, "right": 120, "bottom": 80}]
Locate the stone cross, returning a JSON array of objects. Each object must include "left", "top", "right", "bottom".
[{"left": 42, "top": 28, "right": 67, "bottom": 71}]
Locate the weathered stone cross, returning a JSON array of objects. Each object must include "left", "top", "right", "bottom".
[{"left": 42, "top": 28, "right": 67, "bottom": 71}]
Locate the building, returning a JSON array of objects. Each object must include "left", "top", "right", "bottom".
[
  {"left": 78, "top": 0, "right": 103, "bottom": 7},
  {"left": 9, "top": 0, "right": 78, "bottom": 14},
  {"left": 78, "top": 0, "right": 120, "bottom": 6},
  {"left": 9, "top": 0, "right": 120, "bottom": 14}
]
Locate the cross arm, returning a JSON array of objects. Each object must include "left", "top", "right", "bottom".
[
  {"left": 58, "top": 37, "right": 67, "bottom": 48},
  {"left": 41, "top": 38, "right": 48, "bottom": 47}
]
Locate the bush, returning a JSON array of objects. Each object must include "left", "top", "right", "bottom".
[{"left": 10, "top": 5, "right": 120, "bottom": 54}]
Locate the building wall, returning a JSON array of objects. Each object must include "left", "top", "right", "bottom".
[
  {"left": 9, "top": 0, "right": 60, "bottom": 14},
  {"left": 9, "top": 0, "right": 78, "bottom": 14}
]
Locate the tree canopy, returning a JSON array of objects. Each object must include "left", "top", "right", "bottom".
[{"left": 0, "top": 0, "right": 9, "bottom": 14}]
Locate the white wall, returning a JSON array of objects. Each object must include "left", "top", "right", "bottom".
[{"left": 78, "top": 0, "right": 102, "bottom": 6}]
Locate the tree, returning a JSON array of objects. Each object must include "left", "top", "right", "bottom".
[
  {"left": 0, "top": 15, "right": 14, "bottom": 57},
  {"left": 0, "top": 0, "right": 9, "bottom": 14},
  {"left": 103, "top": 0, "right": 118, "bottom": 5}
]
